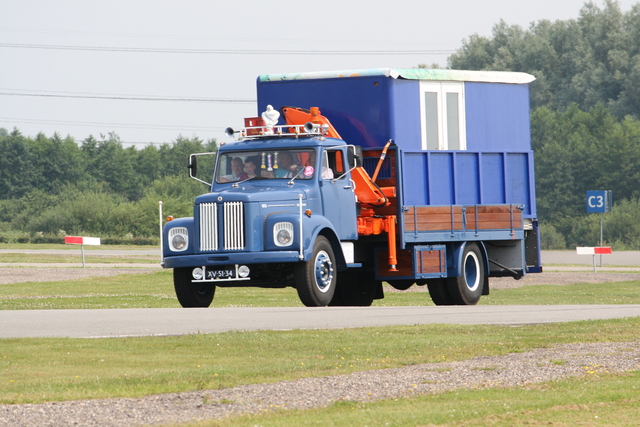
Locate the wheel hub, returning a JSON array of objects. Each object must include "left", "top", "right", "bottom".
[
  {"left": 314, "top": 250, "right": 333, "bottom": 292},
  {"left": 463, "top": 252, "right": 481, "bottom": 291}
]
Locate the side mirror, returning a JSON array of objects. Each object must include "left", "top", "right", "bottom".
[
  {"left": 188, "top": 154, "right": 198, "bottom": 178},
  {"left": 347, "top": 145, "right": 362, "bottom": 168},
  {"left": 187, "top": 151, "right": 218, "bottom": 186}
]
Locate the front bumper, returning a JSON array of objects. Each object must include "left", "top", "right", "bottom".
[{"left": 162, "top": 251, "right": 302, "bottom": 269}]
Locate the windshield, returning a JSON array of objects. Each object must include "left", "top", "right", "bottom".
[{"left": 216, "top": 149, "right": 321, "bottom": 183}]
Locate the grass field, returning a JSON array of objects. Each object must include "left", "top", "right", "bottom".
[
  {"left": 2, "top": 317, "right": 638, "bottom": 404},
  {"left": 1, "top": 317, "right": 639, "bottom": 427},
  {"left": 1, "top": 258, "right": 640, "bottom": 425},
  {"left": 1, "top": 270, "right": 640, "bottom": 309}
]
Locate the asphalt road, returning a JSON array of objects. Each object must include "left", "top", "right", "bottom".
[
  {"left": 2, "top": 305, "right": 640, "bottom": 339},
  {"left": 542, "top": 250, "right": 640, "bottom": 266}
]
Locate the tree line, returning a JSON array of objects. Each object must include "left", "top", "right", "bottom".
[
  {"left": 0, "top": 129, "right": 216, "bottom": 244},
  {"left": 5, "top": 104, "right": 639, "bottom": 249}
]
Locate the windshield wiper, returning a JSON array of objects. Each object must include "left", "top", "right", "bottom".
[
  {"left": 232, "top": 175, "right": 257, "bottom": 188},
  {"left": 287, "top": 167, "right": 307, "bottom": 185}
]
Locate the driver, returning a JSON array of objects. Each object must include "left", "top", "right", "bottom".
[{"left": 220, "top": 157, "right": 245, "bottom": 182}]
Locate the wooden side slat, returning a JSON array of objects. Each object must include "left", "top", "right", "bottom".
[{"left": 404, "top": 205, "right": 522, "bottom": 233}]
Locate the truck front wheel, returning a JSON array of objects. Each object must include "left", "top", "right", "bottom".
[
  {"left": 426, "top": 278, "right": 454, "bottom": 305},
  {"left": 446, "top": 243, "right": 484, "bottom": 305},
  {"left": 330, "top": 268, "right": 376, "bottom": 306},
  {"left": 295, "top": 236, "right": 336, "bottom": 307},
  {"left": 174, "top": 268, "right": 215, "bottom": 308}
]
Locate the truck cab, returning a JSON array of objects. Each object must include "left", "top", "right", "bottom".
[{"left": 163, "top": 121, "right": 360, "bottom": 307}]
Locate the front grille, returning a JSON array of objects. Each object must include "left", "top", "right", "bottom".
[
  {"left": 199, "top": 203, "right": 218, "bottom": 251},
  {"left": 199, "top": 201, "right": 245, "bottom": 251},
  {"left": 223, "top": 201, "right": 244, "bottom": 250}
]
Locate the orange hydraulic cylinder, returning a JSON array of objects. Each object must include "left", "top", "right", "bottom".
[{"left": 386, "top": 215, "right": 398, "bottom": 271}]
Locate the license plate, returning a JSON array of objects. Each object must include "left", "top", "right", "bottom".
[{"left": 206, "top": 269, "right": 235, "bottom": 279}]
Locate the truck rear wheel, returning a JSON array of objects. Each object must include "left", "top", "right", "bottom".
[
  {"left": 295, "top": 236, "right": 336, "bottom": 307},
  {"left": 447, "top": 243, "right": 484, "bottom": 305},
  {"left": 174, "top": 268, "right": 215, "bottom": 308}
]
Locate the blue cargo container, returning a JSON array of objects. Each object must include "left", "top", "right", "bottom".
[{"left": 257, "top": 68, "right": 536, "bottom": 218}]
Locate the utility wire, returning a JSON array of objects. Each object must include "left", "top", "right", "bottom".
[
  {"left": 0, "top": 42, "right": 455, "bottom": 55},
  {"left": 0, "top": 116, "right": 225, "bottom": 132},
  {"left": 0, "top": 90, "right": 254, "bottom": 103}
]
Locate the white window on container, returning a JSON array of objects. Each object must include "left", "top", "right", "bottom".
[{"left": 420, "top": 81, "right": 466, "bottom": 150}]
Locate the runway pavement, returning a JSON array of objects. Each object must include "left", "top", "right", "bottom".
[{"left": 2, "top": 305, "right": 640, "bottom": 339}]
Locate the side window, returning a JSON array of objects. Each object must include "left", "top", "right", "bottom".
[
  {"left": 420, "top": 82, "right": 466, "bottom": 150},
  {"left": 325, "top": 150, "right": 344, "bottom": 180},
  {"left": 333, "top": 150, "right": 345, "bottom": 174}
]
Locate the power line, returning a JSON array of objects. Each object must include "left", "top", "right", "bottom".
[
  {"left": 0, "top": 27, "right": 452, "bottom": 48},
  {"left": 0, "top": 42, "right": 455, "bottom": 55},
  {"left": 0, "top": 116, "right": 226, "bottom": 132},
  {"left": 0, "top": 90, "right": 254, "bottom": 103}
]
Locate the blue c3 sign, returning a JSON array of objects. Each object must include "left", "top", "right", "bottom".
[{"left": 586, "top": 190, "right": 611, "bottom": 213}]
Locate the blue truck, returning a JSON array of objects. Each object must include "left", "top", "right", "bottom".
[{"left": 162, "top": 68, "right": 541, "bottom": 307}]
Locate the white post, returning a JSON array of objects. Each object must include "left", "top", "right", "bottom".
[
  {"left": 298, "top": 194, "right": 304, "bottom": 260},
  {"left": 599, "top": 212, "right": 604, "bottom": 267},
  {"left": 81, "top": 244, "right": 86, "bottom": 268},
  {"left": 159, "top": 201, "right": 164, "bottom": 264}
]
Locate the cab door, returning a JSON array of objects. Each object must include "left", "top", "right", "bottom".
[{"left": 319, "top": 147, "right": 358, "bottom": 239}]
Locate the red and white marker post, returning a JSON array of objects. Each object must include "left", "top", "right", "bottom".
[
  {"left": 576, "top": 246, "right": 612, "bottom": 273},
  {"left": 64, "top": 236, "right": 101, "bottom": 268}
]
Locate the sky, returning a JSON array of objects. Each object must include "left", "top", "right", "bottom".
[{"left": 1, "top": 0, "right": 638, "bottom": 147}]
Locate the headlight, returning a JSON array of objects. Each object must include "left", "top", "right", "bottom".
[
  {"left": 273, "top": 222, "right": 294, "bottom": 247},
  {"left": 168, "top": 227, "right": 189, "bottom": 252}
]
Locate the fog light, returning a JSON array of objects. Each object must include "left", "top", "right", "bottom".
[
  {"left": 238, "top": 265, "right": 250, "bottom": 278},
  {"left": 192, "top": 267, "right": 204, "bottom": 280}
]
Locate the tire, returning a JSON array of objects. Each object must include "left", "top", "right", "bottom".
[
  {"left": 446, "top": 243, "right": 484, "bottom": 305},
  {"left": 174, "top": 268, "right": 215, "bottom": 308},
  {"left": 295, "top": 236, "right": 336, "bottom": 307},
  {"left": 330, "top": 268, "right": 376, "bottom": 306},
  {"left": 387, "top": 280, "right": 414, "bottom": 291},
  {"left": 427, "top": 278, "right": 454, "bottom": 305}
]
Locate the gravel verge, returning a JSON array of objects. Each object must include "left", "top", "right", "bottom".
[
  {"left": 490, "top": 272, "right": 640, "bottom": 289},
  {"left": 1, "top": 340, "right": 639, "bottom": 426}
]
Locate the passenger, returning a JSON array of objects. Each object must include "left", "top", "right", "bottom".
[
  {"left": 243, "top": 157, "right": 259, "bottom": 178},
  {"left": 219, "top": 157, "right": 245, "bottom": 182}
]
